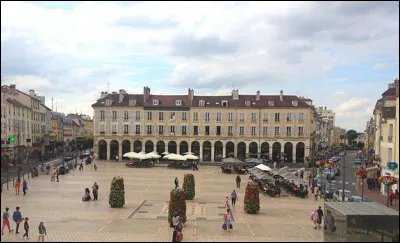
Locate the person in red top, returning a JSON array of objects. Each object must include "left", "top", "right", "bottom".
[{"left": 389, "top": 190, "right": 396, "bottom": 206}]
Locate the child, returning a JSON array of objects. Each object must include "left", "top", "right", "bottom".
[
  {"left": 22, "top": 217, "right": 29, "bottom": 239},
  {"left": 15, "top": 179, "right": 21, "bottom": 195},
  {"left": 38, "top": 222, "right": 46, "bottom": 242},
  {"left": 22, "top": 180, "right": 28, "bottom": 196}
]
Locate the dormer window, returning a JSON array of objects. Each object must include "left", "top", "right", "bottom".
[
  {"left": 105, "top": 99, "right": 112, "bottom": 106},
  {"left": 292, "top": 100, "right": 298, "bottom": 107},
  {"left": 175, "top": 100, "right": 182, "bottom": 106},
  {"left": 222, "top": 100, "right": 228, "bottom": 107},
  {"left": 153, "top": 100, "right": 159, "bottom": 105},
  {"left": 129, "top": 99, "right": 136, "bottom": 106},
  {"left": 268, "top": 101, "right": 275, "bottom": 106},
  {"left": 199, "top": 100, "right": 205, "bottom": 107},
  {"left": 245, "top": 101, "right": 251, "bottom": 107}
]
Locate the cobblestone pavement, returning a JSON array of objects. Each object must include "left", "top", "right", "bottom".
[{"left": 1, "top": 162, "right": 323, "bottom": 242}]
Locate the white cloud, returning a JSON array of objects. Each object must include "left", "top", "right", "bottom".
[
  {"left": 332, "top": 91, "right": 347, "bottom": 96},
  {"left": 336, "top": 97, "right": 371, "bottom": 112}
]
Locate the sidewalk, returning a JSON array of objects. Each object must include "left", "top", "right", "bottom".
[{"left": 356, "top": 179, "right": 399, "bottom": 211}]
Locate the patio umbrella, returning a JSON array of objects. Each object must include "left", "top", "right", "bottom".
[
  {"left": 222, "top": 157, "right": 243, "bottom": 164},
  {"left": 131, "top": 152, "right": 147, "bottom": 160},
  {"left": 123, "top": 152, "right": 137, "bottom": 159},
  {"left": 163, "top": 153, "right": 175, "bottom": 159},
  {"left": 162, "top": 152, "right": 170, "bottom": 155},
  {"left": 184, "top": 154, "right": 199, "bottom": 160},
  {"left": 145, "top": 152, "right": 161, "bottom": 159},
  {"left": 184, "top": 152, "right": 195, "bottom": 155},
  {"left": 245, "top": 158, "right": 263, "bottom": 164},
  {"left": 255, "top": 164, "right": 272, "bottom": 171},
  {"left": 168, "top": 154, "right": 187, "bottom": 161}
]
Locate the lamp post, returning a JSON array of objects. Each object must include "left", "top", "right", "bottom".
[{"left": 342, "top": 154, "right": 346, "bottom": 202}]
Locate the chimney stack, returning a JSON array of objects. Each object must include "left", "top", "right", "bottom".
[
  {"left": 280, "top": 90, "right": 283, "bottom": 101},
  {"left": 232, "top": 89, "right": 239, "bottom": 100},
  {"left": 143, "top": 86, "right": 151, "bottom": 102},
  {"left": 188, "top": 88, "right": 194, "bottom": 101},
  {"left": 29, "top": 89, "right": 36, "bottom": 97},
  {"left": 256, "top": 90, "right": 260, "bottom": 101}
]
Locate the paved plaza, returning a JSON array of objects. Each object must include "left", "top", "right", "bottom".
[{"left": 1, "top": 162, "right": 323, "bottom": 242}]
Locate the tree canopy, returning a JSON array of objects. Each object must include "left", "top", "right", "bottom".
[{"left": 346, "top": 130, "right": 358, "bottom": 144}]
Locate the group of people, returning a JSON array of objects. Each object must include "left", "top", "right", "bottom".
[
  {"left": 82, "top": 182, "right": 100, "bottom": 201},
  {"left": 310, "top": 206, "right": 336, "bottom": 232},
  {"left": 14, "top": 179, "right": 28, "bottom": 196},
  {"left": 1, "top": 207, "right": 47, "bottom": 241},
  {"left": 172, "top": 215, "right": 183, "bottom": 242}
]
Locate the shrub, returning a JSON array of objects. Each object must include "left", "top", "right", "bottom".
[
  {"left": 168, "top": 188, "right": 187, "bottom": 227},
  {"left": 244, "top": 182, "right": 260, "bottom": 214},
  {"left": 183, "top": 174, "right": 195, "bottom": 200},
  {"left": 109, "top": 176, "right": 125, "bottom": 208}
]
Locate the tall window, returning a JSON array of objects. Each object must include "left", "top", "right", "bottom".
[
  {"left": 298, "top": 113, "right": 304, "bottom": 121},
  {"left": 147, "top": 125, "right": 152, "bottom": 135},
  {"left": 251, "top": 113, "right": 257, "bottom": 122},
  {"left": 181, "top": 126, "right": 187, "bottom": 135},
  {"left": 147, "top": 112, "right": 152, "bottom": 121},
  {"left": 135, "top": 111, "right": 141, "bottom": 121},
  {"left": 286, "top": 127, "right": 292, "bottom": 136},
  {"left": 159, "top": 112, "right": 164, "bottom": 121},
  {"left": 158, "top": 125, "right": 164, "bottom": 135},
  {"left": 112, "top": 111, "right": 117, "bottom": 120},
  {"left": 287, "top": 113, "right": 292, "bottom": 122},
  {"left": 263, "top": 113, "right": 268, "bottom": 122},
  {"left": 193, "top": 112, "right": 198, "bottom": 121},
  {"left": 205, "top": 126, "right": 210, "bottom": 135},
  {"left": 274, "top": 127, "right": 280, "bottom": 136},
  {"left": 239, "top": 127, "right": 245, "bottom": 135},
  {"left": 182, "top": 112, "right": 187, "bottom": 121},
  {"left": 135, "top": 125, "right": 141, "bottom": 135},
  {"left": 124, "top": 125, "right": 129, "bottom": 134},
  {"left": 216, "top": 126, "right": 221, "bottom": 135},
  {"left": 100, "top": 124, "right": 105, "bottom": 134},
  {"left": 239, "top": 113, "right": 245, "bottom": 123},
  {"left": 170, "top": 112, "right": 176, "bottom": 120},
  {"left": 298, "top": 127, "right": 304, "bottom": 136},
  {"left": 263, "top": 127, "right": 268, "bottom": 136},
  {"left": 205, "top": 113, "right": 210, "bottom": 122},
  {"left": 193, "top": 126, "right": 198, "bottom": 135},
  {"left": 124, "top": 111, "right": 129, "bottom": 120},
  {"left": 228, "top": 113, "right": 233, "bottom": 122},
  {"left": 228, "top": 126, "right": 233, "bottom": 135},
  {"left": 112, "top": 124, "right": 117, "bottom": 134},
  {"left": 170, "top": 126, "right": 175, "bottom": 134},
  {"left": 216, "top": 112, "right": 221, "bottom": 122},
  {"left": 274, "top": 113, "right": 280, "bottom": 122},
  {"left": 251, "top": 127, "right": 256, "bottom": 135}
]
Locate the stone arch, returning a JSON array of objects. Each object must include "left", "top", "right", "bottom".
[
  {"left": 179, "top": 141, "right": 188, "bottom": 155},
  {"left": 145, "top": 140, "right": 154, "bottom": 153},
  {"left": 122, "top": 140, "right": 131, "bottom": 160},
  {"left": 156, "top": 141, "right": 165, "bottom": 155},
  {"left": 272, "top": 142, "right": 281, "bottom": 162},
  {"left": 296, "top": 142, "right": 305, "bottom": 162},
  {"left": 284, "top": 142, "right": 293, "bottom": 162},
  {"left": 249, "top": 142, "right": 258, "bottom": 158},
  {"left": 226, "top": 141, "right": 235, "bottom": 158},
  {"left": 261, "top": 142, "right": 269, "bottom": 160},
  {"left": 214, "top": 141, "right": 223, "bottom": 161},
  {"left": 168, "top": 141, "right": 177, "bottom": 154},
  {"left": 133, "top": 140, "right": 142, "bottom": 153},
  {"left": 98, "top": 140, "right": 107, "bottom": 160},
  {"left": 110, "top": 140, "right": 119, "bottom": 160},
  {"left": 237, "top": 142, "right": 246, "bottom": 160},
  {"left": 191, "top": 141, "right": 200, "bottom": 156},
  {"left": 203, "top": 141, "right": 212, "bottom": 162}
]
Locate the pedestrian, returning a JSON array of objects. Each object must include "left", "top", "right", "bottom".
[
  {"left": 1, "top": 207, "right": 13, "bottom": 235},
  {"left": 115, "top": 155, "right": 119, "bottom": 162},
  {"left": 79, "top": 162, "right": 83, "bottom": 171},
  {"left": 225, "top": 196, "right": 230, "bottom": 209},
  {"left": 12, "top": 207, "right": 22, "bottom": 234},
  {"left": 15, "top": 179, "right": 21, "bottom": 195},
  {"left": 389, "top": 190, "right": 396, "bottom": 206},
  {"left": 94, "top": 164, "right": 98, "bottom": 171},
  {"left": 223, "top": 208, "right": 232, "bottom": 232},
  {"left": 174, "top": 177, "right": 179, "bottom": 188},
  {"left": 38, "top": 222, "right": 47, "bottom": 242},
  {"left": 317, "top": 206, "right": 323, "bottom": 229},
  {"left": 92, "top": 182, "right": 99, "bottom": 201},
  {"left": 314, "top": 186, "right": 319, "bottom": 201},
  {"left": 22, "top": 180, "right": 28, "bottom": 196},
  {"left": 396, "top": 189, "right": 399, "bottom": 203},
  {"left": 311, "top": 210, "right": 319, "bottom": 229},
  {"left": 173, "top": 216, "right": 183, "bottom": 242},
  {"left": 22, "top": 217, "right": 29, "bottom": 239},
  {"left": 273, "top": 161, "right": 277, "bottom": 169},
  {"left": 231, "top": 190, "right": 237, "bottom": 206},
  {"left": 235, "top": 175, "right": 241, "bottom": 188},
  {"left": 46, "top": 164, "right": 50, "bottom": 175},
  {"left": 56, "top": 168, "right": 60, "bottom": 182}
]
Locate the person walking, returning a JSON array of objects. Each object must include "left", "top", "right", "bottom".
[
  {"left": 22, "top": 179, "right": 28, "bottom": 196},
  {"left": 22, "top": 217, "right": 29, "bottom": 239},
  {"left": 314, "top": 186, "right": 319, "bottom": 201},
  {"left": 115, "top": 155, "right": 119, "bottom": 162},
  {"left": 311, "top": 210, "right": 319, "bottom": 229},
  {"left": 1, "top": 207, "right": 13, "bottom": 235},
  {"left": 230, "top": 190, "right": 237, "bottom": 206},
  {"left": 273, "top": 161, "right": 277, "bottom": 169},
  {"left": 15, "top": 179, "right": 21, "bottom": 195},
  {"left": 235, "top": 175, "right": 241, "bottom": 189},
  {"left": 79, "top": 162, "right": 83, "bottom": 171},
  {"left": 317, "top": 206, "right": 323, "bottom": 229},
  {"left": 174, "top": 177, "right": 179, "bottom": 188},
  {"left": 389, "top": 190, "right": 396, "bottom": 206},
  {"left": 92, "top": 182, "right": 99, "bottom": 201},
  {"left": 56, "top": 168, "right": 60, "bottom": 182},
  {"left": 225, "top": 196, "right": 230, "bottom": 209},
  {"left": 223, "top": 209, "right": 232, "bottom": 232},
  {"left": 12, "top": 207, "right": 22, "bottom": 234},
  {"left": 38, "top": 222, "right": 47, "bottom": 242}
]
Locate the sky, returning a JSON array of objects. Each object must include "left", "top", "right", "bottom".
[{"left": 1, "top": 1, "right": 399, "bottom": 132}]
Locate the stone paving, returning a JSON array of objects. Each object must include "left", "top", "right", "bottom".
[{"left": 1, "top": 161, "right": 323, "bottom": 242}]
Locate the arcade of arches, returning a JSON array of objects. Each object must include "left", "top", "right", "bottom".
[{"left": 95, "top": 139, "right": 308, "bottom": 162}]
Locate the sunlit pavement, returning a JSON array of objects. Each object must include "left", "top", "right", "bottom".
[{"left": 1, "top": 161, "right": 323, "bottom": 242}]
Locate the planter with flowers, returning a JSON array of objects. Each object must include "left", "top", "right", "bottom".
[
  {"left": 378, "top": 175, "right": 398, "bottom": 207},
  {"left": 244, "top": 182, "right": 260, "bottom": 214},
  {"left": 355, "top": 167, "right": 368, "bottom": 202},
  {"left": 168, "top": 188, "right": 187, "bottom": 227}
]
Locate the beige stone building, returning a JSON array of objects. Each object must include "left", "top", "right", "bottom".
[
  {"left": 83, "top": 119, "right": 94, "bottom": 139},
  {"left": 92, "top": 88, "right": 315, "bottom": 163}
]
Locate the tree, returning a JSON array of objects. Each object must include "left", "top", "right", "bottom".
[
  {"left": 244, "top": 182, "right": 260, "bottom": 214},
  {"left": 109, "top": 176, "right": 125, "bottom": 208},
  {"left": 183, "top": 174, "right": 195, "bottom": 200},
  {"left": 346, "top": 130, "right": 358, "bottom": 144},
  {"left": 168, "top": 188, "right": 187, "bottom": 227}
]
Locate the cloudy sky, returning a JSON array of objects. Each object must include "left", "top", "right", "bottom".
[{"left": 1, "top": 1, "right": 399, "bottom": 132}]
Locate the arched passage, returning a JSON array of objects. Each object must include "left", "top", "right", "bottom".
[
  {"left": 272, "top": 142, "right": 281, "bottom": 162},
  {"left": 237, "top": 142, "right": 246, "bottom": 160},
  {"left": 133, "top": 140, "right": 142, "bottom": 153},
  {"left": 284, "top": 142, "right": 293, "bottom": 162},
  {"left": 261, "top": 142, "right": 269, "bottom": 160},
  {"left": 226, "top": 141, "right": 234, "bottom": 158},
  {"left": 203, "top": 141, "right": 211, "bottom": 161},
  {"left": 110, "top": 140, "right": 119, "bottom": 160},
  {"left": 122, "top": 140, "right": 131, "bottom": 160},
  {"left": 145, "top": 140, "right": 154, "bottom": 153},
  {"left": 168, "top": 141, "right": 177, "bottom": 154},
  {"left": 296, "top": 142, "right": 305, "bottom": 162},
  {"left": 249, "top": 142, "right": 258, "bottom": 158},
  {"left": 214, "top": 141, "right": 223, "bottom": 162},
  {"left": 156, "top": 141, "right": 165, "bottom": 155},
  {"left": 179, "top": 141, "right": 188, "bottom": 155},
  {"left": 191, "top": 141, "right": 200, "bottom": 156},
  {"left": 98, "top": 140, "right": 107, "bottom": 160}
]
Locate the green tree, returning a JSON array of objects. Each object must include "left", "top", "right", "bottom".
[
  {"left": 109, "top": 176, "right": 125, "bottom": 208},
  {"left": 346, "top": 130, "right": 358, "bottom": 144},
  {"left": 183, "top": 174, "right": 195, "bottom": 200}
]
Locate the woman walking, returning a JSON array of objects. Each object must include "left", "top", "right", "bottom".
[
  {"left": 15, "top": 179, "right": 21, "bottom": 195},
  {"left": 38, "top": 222, "right": 47, "bottom": 242},
  {"left": 311, "top": 210, "right": 319, "bottom": 229},
  {"left": 223, "top": 209, "right": 232, "bottom": 233}
]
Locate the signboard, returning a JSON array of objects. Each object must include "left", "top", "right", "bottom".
[
  {"left": 387, "top": 162, "right": 398, "bottom": 170},
  {"left": 369, "top": 149, "right": 375, "bottom": 155}
]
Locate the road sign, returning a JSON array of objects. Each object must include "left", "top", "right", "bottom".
[
  {"left": 369, "top": 149, "right": 375, "bottom": 155},
  {"left": 387, "top": 162, "right": 398, "bottom": 170}
]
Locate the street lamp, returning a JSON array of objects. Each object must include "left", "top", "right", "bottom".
[{"left": 342, "top": 154, "right": 347, "bottom": 202}]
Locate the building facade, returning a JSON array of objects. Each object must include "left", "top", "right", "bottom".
[{"left": 93, "top": 88, "right": 315, "bottom": 162}]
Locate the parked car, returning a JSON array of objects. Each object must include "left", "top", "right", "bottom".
[
  {"left": 355, "top": 158, "right": 362, "bottom": 165},
  {"left": 348, "top": 195, "right": 370, "bottom": 202},
  {"left": 332, "top": 189, "right": 352, "bottom": 202}
]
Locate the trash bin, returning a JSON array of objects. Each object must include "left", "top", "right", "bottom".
[{"left": 60, "top": 166, "right": 66, "bottom": 175}]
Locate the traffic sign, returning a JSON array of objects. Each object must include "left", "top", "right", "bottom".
[
  {"left": 9, "top": 136, "right": 15, "bottom": 142},
  {"left": 369, "top": 149, "right": 375, "bottom": 155}
]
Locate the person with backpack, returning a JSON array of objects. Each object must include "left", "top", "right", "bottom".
[{"left": 12, "top": 207, "right": 22, "bottom": 234}]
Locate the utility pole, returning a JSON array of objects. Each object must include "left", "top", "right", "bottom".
[{"left": 342, "top": 153, "right": 346, "bottom": 202}]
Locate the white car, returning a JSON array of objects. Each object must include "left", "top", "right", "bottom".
[{"left": 355, "top": 158, "right": 362, "bottom": 165}]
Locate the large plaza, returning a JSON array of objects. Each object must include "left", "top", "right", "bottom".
[{"left": 1, "top": 162, "right": 323, "bottom": 242}]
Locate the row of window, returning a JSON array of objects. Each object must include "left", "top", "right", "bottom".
[
  {"left": 99, "top": 111, "right": 306, "bottom": 122},
  {"left": 99, "top": 124, "right": 305, "bottom": 136}
]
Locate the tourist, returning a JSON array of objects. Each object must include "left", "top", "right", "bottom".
[
  {"left": 389, "top": 190, "right": 396, "bottom": 206},
  {"left": 231, "top": 190, "right": 237, "bottom": 206},
  {"left": 174, "top": 177, "right": 179, "bottom": 188},
  {"left": 174, "top": 216, "right": 183, "bottom": 242},
  {"left": 235, "top": 175, "right": 241, "bottom": 188},
  {"left": 225, "top": 196, "right": 230, "bottom": 209},
  {"left": 79, "top": 162, "right": 83, "bottom": 171},
  {"left": 310, "top": 210, "right": 319, "bottom": 229},
  {"left": 92, "top": 182, "right": 99, "bottom": 201},
  {"left": 314, "top": 186, "right": 319, "bottom": 201},
  {"left": 325, "top": 210, "right": 336, "bottom": 232},
  {"left": 317, "top": 206, "right": 323, "bottom": 229},
  {"left": 15, "top": 179, "right": 21, "bottom": 195},
  {"left": 223, "top": 209, "right": 232, "bottom": 232},
  {"left": 12, "top": 207, "right": 22, "bottom": 234},
  {"left": 1, "top": 207, "right": 13, "bottom": 235},
  {"left": 56, "top": 167, "right": 60, "bottom": 182},
  {"left": 82, "top": 188, "right": 91, "bottom": 201},
  {"left": 115, "top": 155, "right": 119, "bottom": 162},
  {"left": 22, "top": 217, "right": 29, "bottom": 239},
  {"left": 38, "top": 222, "right": 47, "bottom": 242}
]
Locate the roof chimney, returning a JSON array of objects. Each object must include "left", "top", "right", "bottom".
[
  {"left": 188, "top": 88, "right": 194, "bottom": 101},
  {"left": 232, "top": 89, "right": 239, "bottom": 100},
  {"left": 143, "top": 86, "right": 151, "bottom": 102},
  {"left": 100, "top": 91, "right": 108, "bottom": 99},
  {"left": 256, "top": 90, "right": 260, "bottom": 101},
  {"left": 119, "top": 92, "right": 124, "bottom": 103},
  {"left": 280, "top": 90, "right": 283, "bottom": 101},
  {"left": 29, "top": 89, "right": 36, "bottom": 97}
]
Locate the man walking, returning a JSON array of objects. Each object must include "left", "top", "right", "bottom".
[
  {"left": 22, "top": 180, "right": 28, "bottom": 196},
  {"left": 22, "top": 217, "right": 29, "bottom": 239},
  {"left": 56, "top": 167, "right": 60, "bottom": 182},
  {"left": 12, "top": 207, "right": 22, "bottom": 234},
  {"left": 174, "top": 177, "right": 179, "bottom": 189},
  {"left": 1, "top": 207, "right": 13, "bottom": 235},
  {"left": 231, "top": 190, "right": 237, "bottom": 206},
  {"left": 235, "top": 175, "right": 241, "bottom": 189},
  {"left": 317, "top": 206, "right": 323, "bottom": 229}
]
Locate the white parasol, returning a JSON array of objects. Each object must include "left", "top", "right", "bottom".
[
  {"left": 123, "top": 152, "right": 137, "bottom": 159},
  {"left": 184, "top": 154, "right": 199, "bottom": 160},
  {"left": 162, "top": 152, "right": 170, "bottom": 155},
  {"left": 184, "top": 152, "right": 195, "bottom": 155}
]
